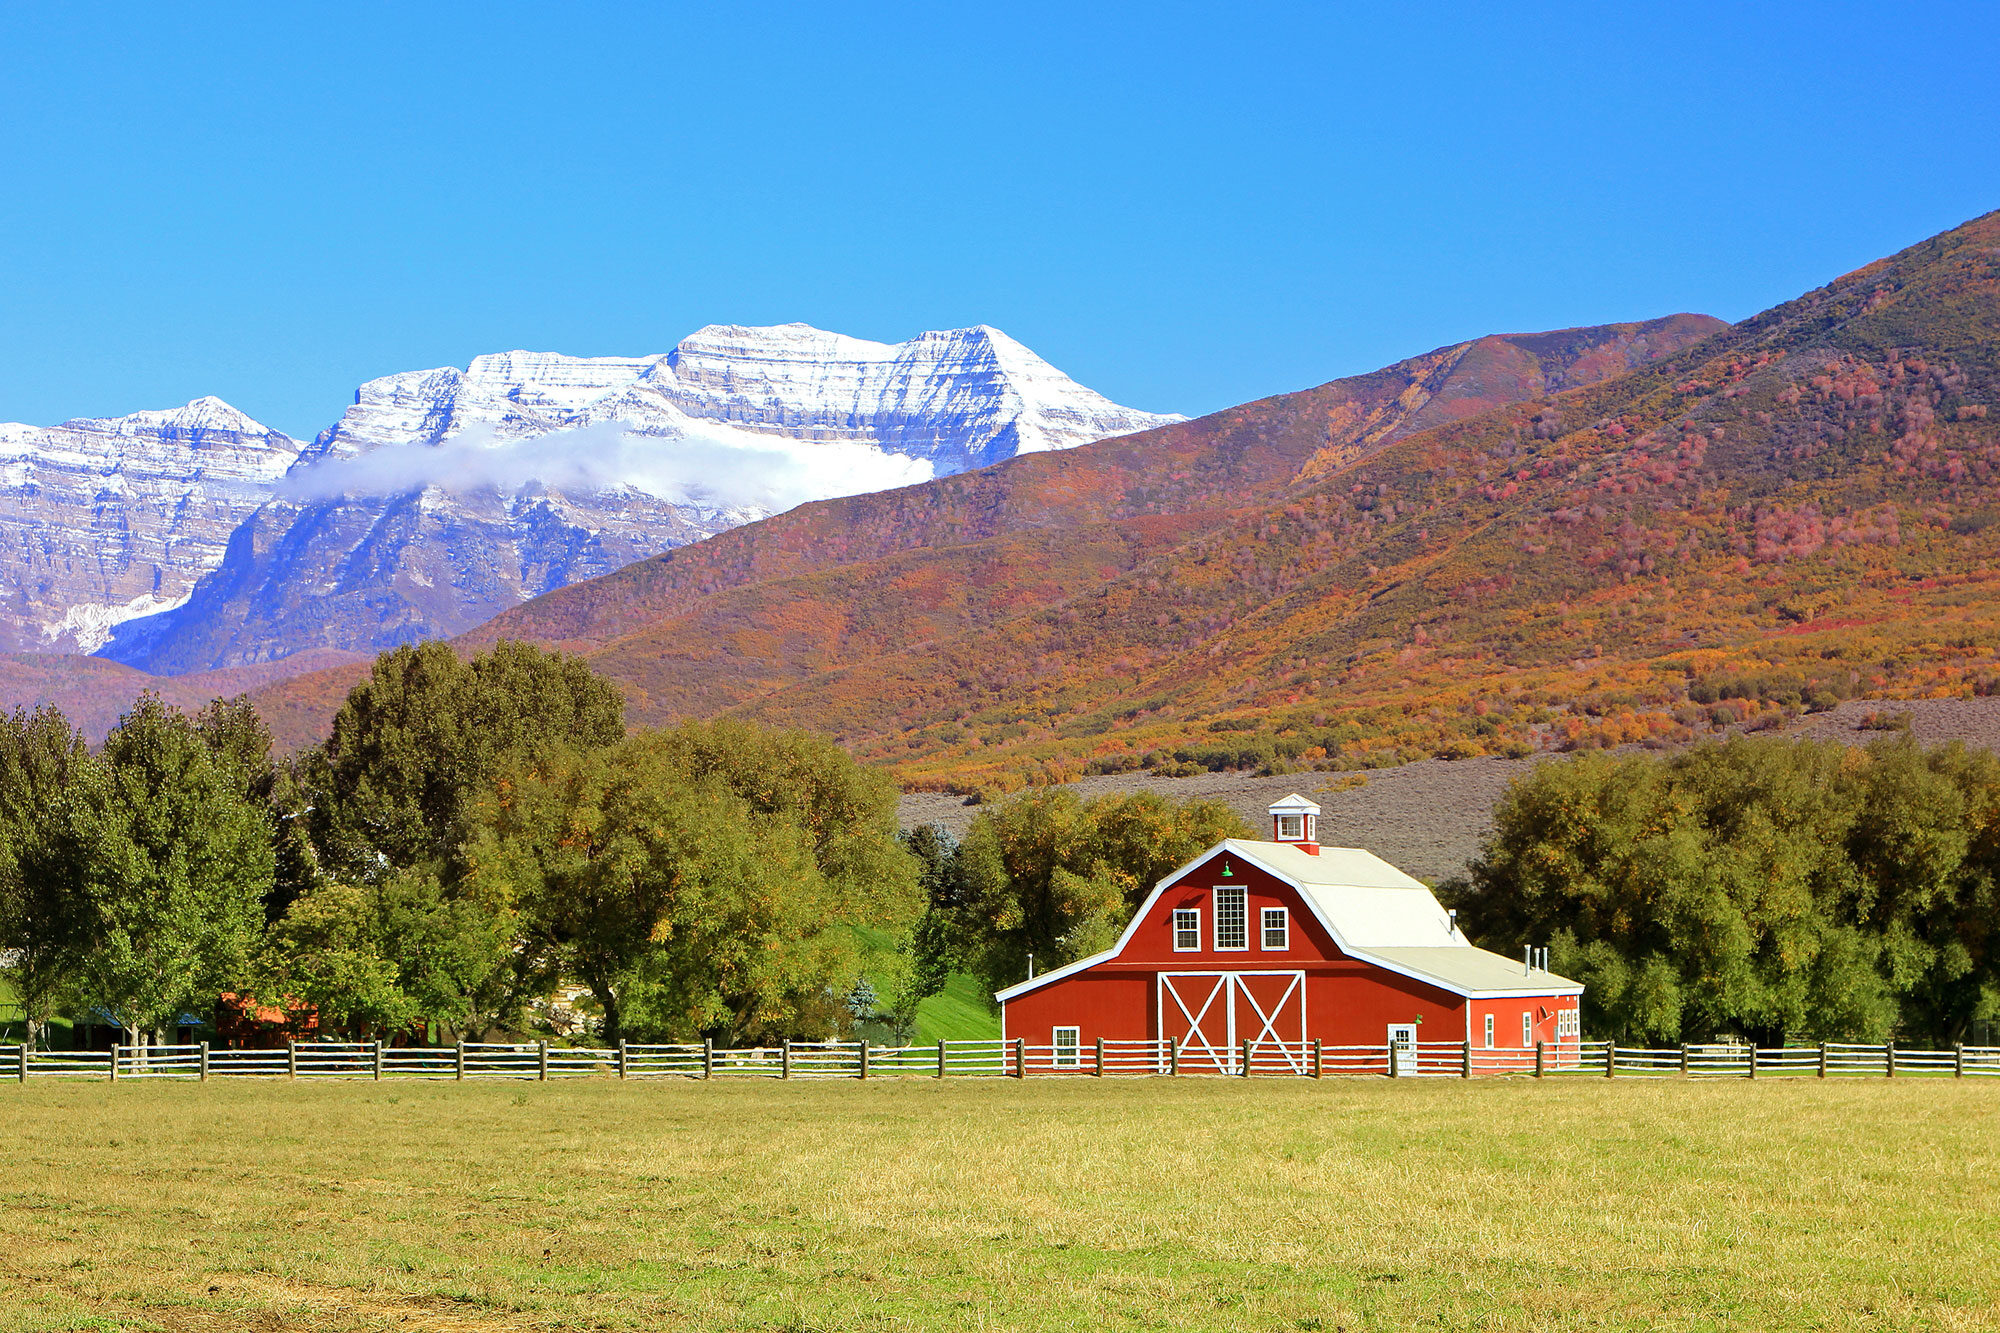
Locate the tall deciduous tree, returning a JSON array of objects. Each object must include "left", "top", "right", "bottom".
[
  {"left": 302, "top": 640, "right": 625, "bottom": 880},
  {"left": 463, "top": 739, "right": 858, "bottom": 1045},
  {"left": 0, "top": 705, "right": 91, "bottom": 1047},
  {"left": 65, "top": 697, "right": 275, "bottom": 1043}
]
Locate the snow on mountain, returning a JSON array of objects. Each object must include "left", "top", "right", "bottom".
[
  {"left": 70, "top": 323, "right": 1179, "bottom": 673},
  {"left": 0, "top": 398, "right": 301, "bottom": 652}
]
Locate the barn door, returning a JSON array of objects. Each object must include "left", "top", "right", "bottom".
[
  {"left": 1159, "top": 973, "right": 1234, "bottom": 1074},
  {"left": 1159, "top": 972, "right": 1307, "bottom": 1075},
  {"left": 1236, "top": 972, "right": 1308, "bottom": 1074}
]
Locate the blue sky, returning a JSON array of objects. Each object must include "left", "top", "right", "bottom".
[{"left": 4, "top": 2, "right": 1997, "bottom": 439}]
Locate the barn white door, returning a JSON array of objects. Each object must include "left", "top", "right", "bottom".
[{"left": 1158, "top": 971, "right": 1307, "bottom": 1075}]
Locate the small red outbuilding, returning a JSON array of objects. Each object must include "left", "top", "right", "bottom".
[{"left": 997, "top": 795, "right": 1583, "bottom": 1072}]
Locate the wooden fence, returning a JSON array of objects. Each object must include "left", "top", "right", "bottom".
[{"left": 9, "top": 1037, "right": 2000, "bottom": 1083}]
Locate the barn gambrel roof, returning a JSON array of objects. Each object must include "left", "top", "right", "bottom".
[{"left": 996, "top": 838, "right": 1582, "bottom": 1003}]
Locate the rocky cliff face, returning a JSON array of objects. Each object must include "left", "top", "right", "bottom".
[
  {"left": 0, "top": 398, "right": 301, "bottom": 652},
  {"left": 78, "top": 323, "right": 1177, "bottom": 672}
]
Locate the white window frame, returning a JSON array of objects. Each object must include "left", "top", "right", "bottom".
[
  {"left": 1172, "top": 907, "right": 1201, "bottom": 952},
  {"left": 1213, "top": 887, "right": 1248, "bottom": 951},
  {"left": 1276, "top": 813, "right": 1304, "bottom": 840},
  {"left": 1484, "top": 1013, "right": 1495, "bottom": 1048},
  {"left": 1522, "top": 1012, "right": 1533, "bottom": 1048},
  {"left": 1260, "top": 906, "right": 1289, "bottom": 951},
  {"left": 1053, "top": 1026, "right": 1080, "bottom": 1068}
]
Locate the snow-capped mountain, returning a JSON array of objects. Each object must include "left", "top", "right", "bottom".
[
  {"left": 0, "top": 323, "right": 1177, "bottom": 671},
  {"left": 0, "top": 398, "right": 301, "bottom": 652},
  {"left": 304, "top": 322, "right": 1175, "bottom": 473}
]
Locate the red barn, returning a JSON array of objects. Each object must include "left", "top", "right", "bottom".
[{"left": 997, "top": 794, "right": 1583, "bottom": 1072}]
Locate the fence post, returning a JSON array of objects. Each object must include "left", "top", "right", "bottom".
[
  {"left": 1168, "top": 1036, "right": 1179, "bottom": 1077},
  {"left": 1886, "top": 1044, "right": 1895, "bottom": 1079},
  {"left": 199, "top": 1041, "right": 210, "bottom": 1083},
  {"left": 455, "top": 1039, "right": 465, "bottom": 1082},
  {"left": 1680, "top": 1044, "right": 1690, "bottom": 1077},
  {"left": 780, "top": 1041, "right": 790, "bottom": 1080},
  {"left": 1605, "top": 1043, "right": 1616, "bottom": 1079},
  {"left": 618, "top": 1040, "right": 629, "bottom": 1081},
  {"left": 1320, "top": 1039, "right": 1329, "bottom": 1080},
  {"left": 1387, "top": 1041, "right": 1398, "bottom": 1080},
  {"left": 1818, "top": 1041, "right": 1828, "bottom": 1079},
  {"left": 17, "top": 1043, "right": 27, "bottom": 1083},
  {"left": 1535, "top": 1040, "right": 1545, "bottom": 1079},
  {"left": 1094, "top": 1037, "right": 1104, "bottom": 1077},
  {"left": 1460, "top": 1040, "right": 1471, "bottom": 1079},
  {"left": 288, "top": 1040, "right": 298, "bottom": 1081},
  {"left": 859, "top": 1042, "right": 870, "bottom": 1081},
  {"left": 372, "top": 1041, "right": 382, "bottom": 1081},
  {"left": 1955, "top": 1042, "right": 1965, "bottom": 1079},
  {"left": 702, "top": 1038, "right": 714, "bottom": 1080},
  {"left": 937, "top": 1039, "right": 947, "bottom": 1079},
  {"left": 1014, "top": 1037, "right": 1025, "bottom": 1078},
  {"left": 1241, "top": 1039, "right": 1252, "bottom": 1077},
  {"left": 110, "top": 1044, "right": 119, "bottom": 1083},
  {"left": 538, "top": 1040, "right": 549, "bottom": 1082}
]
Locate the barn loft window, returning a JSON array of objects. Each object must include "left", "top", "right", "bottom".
[
  {"left": 1172, "top": 908, "right": 1200, "bottom": 951},
  {"left": 1053, "top": 1026, "right": 1080, "bottom": 1068},
  {"left": 1261, "top": 907, "right": 1289, "bottom": 950},
  {"left": 1276, "top": 813, "right": 1304, "bottom": 840},
  {"left": 1484, "top": 1014, "right": 1495, "bottom": 1048},
  {"left": 1214, "top": 887, "right": 1248, "bottom": 950}
]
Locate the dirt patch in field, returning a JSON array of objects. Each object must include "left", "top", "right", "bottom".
[{"left": 899, "top": 697, "right": 2000, "bottom": 885}]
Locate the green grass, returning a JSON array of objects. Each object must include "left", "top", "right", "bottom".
[
  {"left": 0, "top": 1078, "right": 1995, "bottom": 1331},
  {"left": 912, "top": 971, "right": 1001, "bottom": 1044}
]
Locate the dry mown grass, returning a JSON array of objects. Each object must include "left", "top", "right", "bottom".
[{"left": 1, "top": 1078, "right": 1994, "bottom": 1331}]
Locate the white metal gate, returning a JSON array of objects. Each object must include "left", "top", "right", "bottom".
[{"left": 1158, "top": 971, "right": 1307, "bottom": 1074}]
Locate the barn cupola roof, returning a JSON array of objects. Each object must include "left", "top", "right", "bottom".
[{"left": 1268, "top": 793, "right": 1321, "bottom": 855}]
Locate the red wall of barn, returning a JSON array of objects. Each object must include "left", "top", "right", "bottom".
[
  {"left": 1000, "top": 847, "right": 1577, "bottom": 1050},
  {"left": 1469, "top": 995, "right": 1583, "bottom": 1051}
]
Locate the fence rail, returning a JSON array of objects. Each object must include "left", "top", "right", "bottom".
[{"left": 8, "top": 1038, "right": 1998, "bottom": 1084}]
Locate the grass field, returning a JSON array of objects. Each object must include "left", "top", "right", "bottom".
[{"left": 1, "top": 1078, "right": 1994, "bottom": 1332}]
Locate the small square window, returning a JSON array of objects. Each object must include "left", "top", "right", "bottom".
[
  {"left": 1484, "top": 1014, "right": 1495, "bottom": 1048},
  {"left": 1277, "top": 813, "right": 1303, "bottom": 840},
  {"left": 1214, "top": 887, "right": 1247, "bottom": 950},
  {"left": 1261, "top": 907, "right": 1288, "bottom": 950},
  {"left": 1053, "top": 1027, "right": 1080, "bottom": 1068},
  {"left": 1172, "top": 908, "right": 1200, "bottom": 951}
]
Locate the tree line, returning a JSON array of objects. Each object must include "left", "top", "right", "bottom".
[
  {"left": 1445, "top": 735, "right": 2000, "bottom": 1047},
  {"left": 0, "top": 642, "right": 926, "bottom": 1047},
  {"left": 0, "top": 640, "right": 1252, "bottom": 1050}
]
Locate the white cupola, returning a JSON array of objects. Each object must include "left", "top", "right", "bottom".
[{"left": 1269, "top": 793, "right": 1322, "bottom": 854}]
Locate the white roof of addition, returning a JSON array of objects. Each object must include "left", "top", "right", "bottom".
[
  {"left": 1268, "top": 792, "right": 1322, "bottom": 815},
  {"left": 995, "top": 837, "right": 1583, "bottom": 1002}
]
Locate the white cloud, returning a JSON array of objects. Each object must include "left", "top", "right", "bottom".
[{"left": 277, "top": 421, "right": 935, "bottom": 515}]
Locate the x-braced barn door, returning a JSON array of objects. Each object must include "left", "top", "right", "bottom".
[{"left": 1158, "top": 971, "right": 1307, "bottom": 1074}]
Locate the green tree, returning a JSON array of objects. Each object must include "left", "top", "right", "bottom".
[
  {"left": 302, "top": 640, "right": 625, "bottom": 880},
  {"left": 259, "top": 866, "right": 515, "bottom": 1041},
  {"left": 65, "top": 697, "right": 275, "bottom": 1043},
  {"left": 638, "top": 719, "right": 918, "bottom": 922},
  {"left": 1447, "top": 736, "right": 2000, "bottom": 1045},
  {"left": 0, "top": 705, "right": 91, "bottom": 1047},
  {"left": 464, "top": 735, "right": 872, "bottom": 1045},
  {"left": 954, "top": 789, "right": 1252, "bottom": 1000}
]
